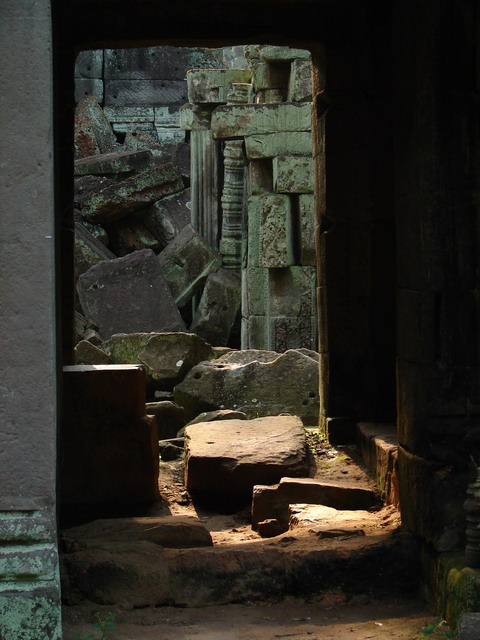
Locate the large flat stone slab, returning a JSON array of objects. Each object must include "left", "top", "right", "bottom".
[
  {"left": 61, "top": 516, "right": 212, "bottom": 551},
  {"left": 252, "top": 477, "right": 379, "bottom": 532},
  {"left": 77, "top": 249, "right": 185, "bottom": 339},
  {"left": 74, "top": 149, "right": 154, "bottom": 177},
  {"left": 184, "top": 416, "right": 309, "bottom": 497}
]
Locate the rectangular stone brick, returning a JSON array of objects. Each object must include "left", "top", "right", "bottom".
[
  {"left": 270, "top": 316, "right": 317, "bottom": 352},
  {"left": 104, "top": 106, "right": 155, "bottom": 122},
  {"left": 187, "top": 69, "right": 252, "bottom": 104},
  {"left": 179, "top": 103, "right": 214, "bottom": 131},
  {"left": 244, "top": 315, "right": 268, "bottom": 349},
  {"left": 155, "top": 127, "right": 186, "bottom": 145},
  {"left": 245, "top": 132, "right": 312, "bottom": 159},
  {"left": 258, "top": 45, "right": 312, "bottom": 62},
  {"left": 252, "top": 61, "right": 289, "bottom": 90},
  {"left": 75, "top": 49, "right": 104, "bottom": 78},
  {"left": 0, "top": 545, "right": 57, "bottom": 582},
  {"left": 154, "top": 106, "right": 181, "bottom": 128},
  {"left": 298, "top": 194, "right": 316, "bottom": 265},
  {"left": 268, "top": 266, "right": 316, "bottom": 317},
  {"left": 75, "top": 79, "right": 104, "bottom": 104},
  {"left": 273, "top": 155, "right": 314, "bottom": 193},
  {"left": 288, "top": 58, "right": 313, "bottom": 102},
  {"left": 243, "top": 266, "right": 269, "bottom": 316},
  {"left": 104, "top": 80, "right": 188, "bottom": 107},
  {"left": 211, "top": 102, "right": 312, "bottom": 139},
  {"left": 247, "top": 194, "right": 294, "bottom": 268}
]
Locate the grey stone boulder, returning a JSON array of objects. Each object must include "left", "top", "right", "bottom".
[
  {"left": 61, "top": 515, "right": 212, "bottom": 552},
  {"left": 81, "top": 162, "right": 184, "bottom": 224},
  {"left": 190, "top": 268, "right": 241, "bottom": 347},
  {"left": 158, "top": 224, "right": 222, "bottom": 307},
  {"left": 143, "top": 188, "right": 191, "bottom": 248},
  {"left": 74, "top": 340, "right": 111, "bottom": 365},
  {"left": 174, "top": 348, "right": 320, "bottom": 423},
  {"left": 184, "top": 415, "right": 310, "bottom": 497},
  {"left": 103, "top": 331, "right": 215, "bottom": 390},
  {"left": 145, "top": 401, "right": 186, "bottom": 439},
  {"left": 77, "top": 250, "right": 185, "bottom": 339}
]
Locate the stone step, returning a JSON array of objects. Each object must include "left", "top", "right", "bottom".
[{"left": 60, "top": 526, "right": 415, "bottom": 608}]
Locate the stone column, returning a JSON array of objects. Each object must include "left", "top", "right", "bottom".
[
  {"left": 190, "top": 127, "right": 220, "bottom": 249},
  {"left": 0, "top": 1, "right": 62, "bottom": 638},
  {"left": 219, "top": 83, "right": 250, "bottom": 269}
]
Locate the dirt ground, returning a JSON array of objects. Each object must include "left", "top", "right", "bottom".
[{"left": 61, "top": 438, "right": 457, "bottom": 639}]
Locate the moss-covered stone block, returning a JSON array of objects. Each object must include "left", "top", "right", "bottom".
[
  {"left": 0, "top": 589, "right": 61, "bottom": 640},
  {"left": 273, "top": 155, "right": 314, "bottom": 193},
  {"left": 211, "top": 102, "right": 312, "bottom": 139},
  {"left": 187, "top": 69, "right": 252, "bottom": 104},
  {"left": 245, "top": 131, "right": 313, "bottom": 159}
]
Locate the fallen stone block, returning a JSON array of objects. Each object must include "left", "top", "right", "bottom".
[
  {"left": 244, "top": 131, "right": 312, "bottom": 159},
  {"left": 74, "top": 149, "right": 154, "bottom": 177},
  {"left": 74, "top": 310, "right": 102, "bottom": 346},
  {"left": 273, "top": 155, "right": 314, "bottom": 193},
  {"left": 145, "top": 401, "right": 186, "bottom": 439},
  {"left": 74, "top": 95, "right": 118, "bottom": 159},
  {"left": 77, "top": 249, "right": 185, "bottom": 339},
  {"left": 74, "top": 340, "right": 111, "bottom": 365},
  {"left": 187, "top": 69, "right": 252, "bottom": 104},
  {"left": 81, "top": 163, "right": 184, "bottom": 224},
  {"left": 61, "top": 365, "right": 159, "bottom": 506},
  {"left": 74, "top": 221, "right": 116, "bottom": 280},
  {"left": 74, "top": 175, "right": 115, "bottom": 209},
  {"left": 174, "top": 348, "right": 320, "bottom": 424},
  {"left": 106, "top": 218, "right": 162, "bottom": 256},
  {"left": 252, "top": 477, "right": 379, "bottom": 532},
  {"left": 159, "top": 438, "right": 185, "bottom": 461},
  {"left": 190, "top": 268, "right": 241, "bottom": 346},
  {"left": 158, "top": 224, "right": 222, "bottom": 307},
  {"left": 211, "top": 103, "right": 312, "bottom": 139},
  {"left": 61, "top": 515, "right": 212, "bottom": 552},
  {"left": 103, "top": 331, "right": 214, "bottom": 390},
  {"left": 184, "top": 415, "right": 309, "bottom": 497},
  {"left": 143, "top": 188, "right": 191, "bottom": 247}
]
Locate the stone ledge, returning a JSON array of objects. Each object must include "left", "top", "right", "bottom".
[{"left": 356, "top": 422, "right": 399, "bottom": 507}]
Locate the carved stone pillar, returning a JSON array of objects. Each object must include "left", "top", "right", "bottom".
[
  {"left": 190, "top": 127, "right": 220, "bottom": 250},
  {"left": 219, "top": 83, "right": 250, "bottom": 269}
]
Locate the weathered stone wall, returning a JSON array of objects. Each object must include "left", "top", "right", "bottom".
[{"left": 0, "top": 1, "right": 61, "bottom": 638}]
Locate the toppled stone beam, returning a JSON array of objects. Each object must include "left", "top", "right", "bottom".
[
  {"left": 143, "top": 188, "right": 190, "bottom": 247},
  {"left": 81, "top": 163, "right": 184, "bottom": 224},
  {"left": 252, "top": 477, "right": 379, "bottom": 532},
  {"left": 211, "top": 103, "right": 312, "bottom": 139},
  {"left": 74, "top": 95, "right": 118, "bottom": 159},
  {"left": 74, "top": 149, "right": 154, "bottom": 177}
]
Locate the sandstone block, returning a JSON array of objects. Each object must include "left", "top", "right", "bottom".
[
  {"left": 74, "top": 340, "right": 111, "bottom": 365},
  {"left": 75, "top": 78, "right": 104, "bottom": 104},
  {"left": 187, "top": 69, "right": 252, "bottom": 104},
  {"left": 298, "top": 194, "right": 316, "bottom": 265},
  {"left": 245, "top": 131, "right": 313, "bottom": 159},
  {"left": 74, "top": 222, "right": 116, "bottom": 281},
  {"left": 74, "top": 149, "right": 154, "bottom": 177},
  {"left": 247, "top": 195, "right": 294, "bottom": 268},
  {"left": 77, "top": 249, "right": 185, "bottom": 339},
  {"left": 258, "top": 45, "right": 312, "bottom": 62},
  {"left": 288, "top": 59, "right": 313, "bottom": 102},
  {"left": 106, "top": 219, "right": 162, "bottom": 256},
  {"left": 252, "top": 477, "right": 379, "bottom": 532},
  {"left": 190, "top": 269, "right": 241, "bottom": 346},
  {"left": 211, "top": 103, "right": 312, "bottom": 139},
  {"left": 81, "top": 163, "right": 184, "bottom": 224},
  {"left": 145, "top": 401, "right": 187, "bottom": 439},
  {"left": 179, "top": 103, "right": 215, "bottom": 131},
  {"left": 158, "top": 224, "right": 222, "bottom": 307},
  {"left": 75, "top": 50, "right": 104, "bottom": 79},
  {"left": 142, "top": 188, "right": 191, "bottom": 247},
  {"left": 174, "top": 348, "right": 320, "bottom": 424},
  {"left": 104, "top": 79, "right": 188, "bottom": 106},
  {"left": 184, "top": 415, "right": 309, "bottom": 496},
  {"left": 104, "top": 331, "right": 215, "bottom": 390},
  {"left": 252, "top": 62, "right": 289, "bottom": 91},
  {"left": 270, "top": 315, "right": 317, "bottom": 352},
  {"left": 74, "top": 96, "right": 118, "bottom": 159},
  {"left": 61, "top": 515, "right": 212, "bottom": 551},
  {"left": 273, "top": 155, "right": 314, "bottom": 193},
  {"left": 61, "top": 365, "right": 159, "bottom": 505}
]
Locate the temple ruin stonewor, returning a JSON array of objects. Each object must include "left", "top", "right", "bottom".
[{"left": 73, "top": 44, "right": 317, "bottom": 352}]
